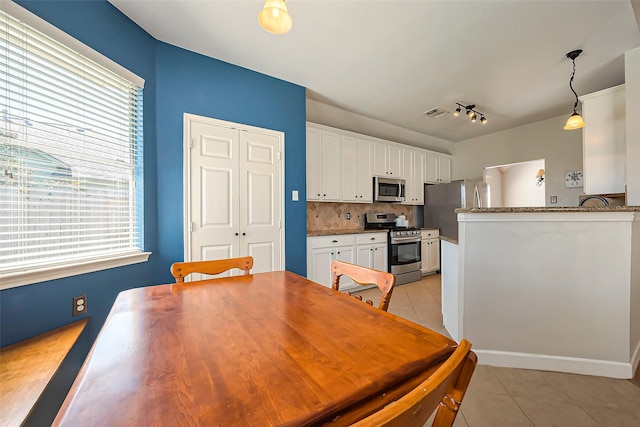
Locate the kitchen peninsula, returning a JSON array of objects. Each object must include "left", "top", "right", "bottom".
[{"left": 441, "top": 206, "right": 640, "bottom": 379}]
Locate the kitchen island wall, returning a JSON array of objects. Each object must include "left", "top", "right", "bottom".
[{"left": 444, "top": 207, "right": 640, "bottom": 378}]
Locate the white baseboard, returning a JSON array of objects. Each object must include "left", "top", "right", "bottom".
[
  {"left": 475, "top": 349, "right": 634, "bottom": 379},
  {"left": 632, "top": 340, "right": 640, "bottom": 376}
]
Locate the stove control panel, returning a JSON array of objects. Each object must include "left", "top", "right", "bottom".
[{"left": 390, "top": 229, "right": 421, "bottom": 238}]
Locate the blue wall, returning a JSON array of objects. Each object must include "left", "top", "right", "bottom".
[
  {"left": 1, "top": 0, "right": 307, "bottom": 348},
  {"left": 154, "top": 42, "right": 307, "bottom": 284}
]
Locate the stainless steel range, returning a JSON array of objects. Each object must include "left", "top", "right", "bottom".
[{"left": 364, "top": 213, "right": 422, "bottom": 285}]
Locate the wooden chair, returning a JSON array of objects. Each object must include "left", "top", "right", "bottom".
[
  {"left": 331, "top": 260, "right": 396, "bottom": 311},
  {"left": 350, "top": 339, "right": 477, "bottom": 427},
  {"left": 170, "top": 256, "right": 253, "bottom": 283}
]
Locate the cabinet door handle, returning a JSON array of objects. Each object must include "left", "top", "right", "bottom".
[
  {"left": 242, "top": 233, "right": 246, "bottom": 236},
  {"left": 235, "top": 233, "right": 239, "bottom": 236},
  {"left": 332, "top": 240, "right": 338, "bottom": 243},
  {"left": 370, "top": 237, "right": 375, "bottom": 240},
  {"left": 337, "top": 251, "right": 341, "bottom": 254}
]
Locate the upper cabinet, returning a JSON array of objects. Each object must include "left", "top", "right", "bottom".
[
  {"left": 342, "top": 136, "right": 373, "bottom": 202},
  {"left": 581, "top": 84, "right": 626, "bottom": 195},
  {"left": 306, "top": 127, "right": 342, "bottom": 201},
  {"left": 425, "top": 152, "right": 452, "bottom": 184},
  {"left": 306, "top": 122, "right": 450, "bottom": 203},
  {"left": 403, "top": 149, "right": 425, "bottom": 205},
  {"left": 373, "top": 142, "right": 402, "bottom": 177}
]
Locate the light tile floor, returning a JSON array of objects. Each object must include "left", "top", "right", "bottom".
[{"left": 352, "top": 274, "right": 640, "bottom": 427}]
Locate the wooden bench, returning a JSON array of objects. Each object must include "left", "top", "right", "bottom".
[{"left": 0, "top": 318, "right": 89, "bottom": 427}]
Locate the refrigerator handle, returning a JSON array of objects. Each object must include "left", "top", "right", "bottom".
[{"left": 474, "top": 185, "right": 482, "bottom": 208}]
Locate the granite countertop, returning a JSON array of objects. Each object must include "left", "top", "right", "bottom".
[
  {"left": 307, "top": 229, "right": 387, "bottom": 237},
  {"left": 456, "top": 206, "right": 640, "bottom": 213},
  {"left": 439, "top": 236, "right": 458, "bottom": 245}
]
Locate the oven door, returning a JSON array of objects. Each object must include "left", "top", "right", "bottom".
[{"left": 390, "top": 239, "right": 421, "bottom": 270}]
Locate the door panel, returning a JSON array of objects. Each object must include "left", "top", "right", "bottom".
[
  {"left": 246, "top": 241, "right": 275, "bottom": 273},
  {"left": 200, "top": 167, "right": 232, "bottom": 226},
  {"left": 190, "top": 122, "right": 239, "bottom": 264},
  {"left": 239, "top": 130, "right": 282, "bottom": 271}
]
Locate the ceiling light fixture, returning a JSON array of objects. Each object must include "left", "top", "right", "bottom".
[
  {"left": 563, "top": 49, "right": 586, "bottom": 130},
  {"left": 258, "top": 0, "right": 293, "bottom": 35},
  {"left": 454, "top": 103, "right": 487, "bottom": 124}
]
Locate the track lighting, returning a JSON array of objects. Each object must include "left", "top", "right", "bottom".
[
  {"left": 563, "top": 49, "right": 585, "bottom": 130},
  {"left": 454, "top": 103, "right": 487, "bottom": 124}
]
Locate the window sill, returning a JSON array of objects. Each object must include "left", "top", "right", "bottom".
[{"left": 0, "top": 252, "right": 152, "bottom": 290}]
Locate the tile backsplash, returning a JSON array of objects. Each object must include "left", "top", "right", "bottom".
[{"left": 307, "top": 202, "right": 415, "bottom": 231}]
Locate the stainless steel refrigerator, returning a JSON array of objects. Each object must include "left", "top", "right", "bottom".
[{"left": 423, "top": 180, "right": 488, "bottom": 241}]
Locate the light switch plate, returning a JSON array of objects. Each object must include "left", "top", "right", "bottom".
[{"left": 292, "top": 190, "right": 299, "bottom": 201}]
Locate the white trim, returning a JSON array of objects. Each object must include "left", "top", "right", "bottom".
[
  {"left": 458, "top": 211, "right": 639, "bottom": 223},
  {"left": 632, "top": 340, "right": 640, "bottom": 376},
  {"left": 1, "top": 0, "right": 144, "bottom": 87},
  {"left": 182, "top": 113, "right": 285, "bottom": 269},
  {"left": 475, "top": 349, "right": 634, "bottom": 379},
  {"left": 0, "top": 252, "right": 151, "bottom": 290}
]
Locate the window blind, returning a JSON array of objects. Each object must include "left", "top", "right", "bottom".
[{"left": 0, "top": 9, "right": 144, "bottom": 276}]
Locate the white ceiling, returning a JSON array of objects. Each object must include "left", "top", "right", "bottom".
[{"left": 109, "top": 0, "right": 640, "bottom": 143}]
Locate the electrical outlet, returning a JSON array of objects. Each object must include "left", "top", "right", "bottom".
[
  {"left": 550, "top": 195, "right": 558, "bottom": 204},
  {"left": 73, "top": 295, "right": 87, "bottom": 316},
  {"left": 346, "top": 212, "right": 351, "bottom": 220}
]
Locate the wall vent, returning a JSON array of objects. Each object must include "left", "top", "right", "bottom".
[{"left": 423, "top": 107, "right": 449, "bottom": 118}]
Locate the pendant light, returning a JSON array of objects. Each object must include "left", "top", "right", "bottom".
[
  {"left": 563, "top": 49, "right": 586, "bottom": 130},
  {"left": 258, "top": 0, "right": 293, "bottom": 35}
]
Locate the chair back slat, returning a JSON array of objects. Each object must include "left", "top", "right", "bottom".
[
  {"left": 170, "top": 256, "right": 253, "bottom": 283},
  {"left": 331, "top": 260, "right": 396, "bottom": 311}
]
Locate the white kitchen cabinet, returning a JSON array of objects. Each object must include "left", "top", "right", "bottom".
[
  {"left": 425, "top": 153, "right": 452, "bottom": 184},
  {"left": 402, "top": 149, "right": 425, "bottom": 205},
  {"left": 308, "top": 233, "right": 389, "bottom": 290},
  {"left": 306, "top": 126, "right": 342, "bottom": 201},
  {"left": 342, "top": 136, "right": 373, "bottom": 202},
  {"left": 355, "top": 233, "right": 388, "bottom": 272},
  {"left": 373, "top": 141, "right": 402, "bottom": 177},
  {"left": 581, "top": 84, "right": 626, "bottom": 195},
  {"left": 307, "top": 234, "right": 356, "bottom": 288},
  {"left": 421, "top": 229, "right": 440, "bottom": 274}
]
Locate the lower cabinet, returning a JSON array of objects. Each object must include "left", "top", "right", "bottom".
[
  {"left": 355, "top": 233, "right": 388, "bottom": 272},
  {"left": 308, "top": 233, "right": 388, "bottom": 290},
  {"left": 421, "top": 229, "right": 440, "bottom": 274}
]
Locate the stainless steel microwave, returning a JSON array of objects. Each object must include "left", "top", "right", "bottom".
[{"left": 373, "top": 176, "right": 405, "bottom": 202}]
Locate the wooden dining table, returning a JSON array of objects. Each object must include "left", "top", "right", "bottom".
[{"left": 53, "top": 271, "right": 457, "bottom": 426}]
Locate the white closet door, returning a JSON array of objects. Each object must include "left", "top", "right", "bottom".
[
  {"left": 189, "top": 121, "right": 240, "bottom": 279},
  {"left": 187, "top": 115, "right": 284, "bottom": 279},
  {"left": 239, "top": 130, "right": 282, "bottom": 274}
]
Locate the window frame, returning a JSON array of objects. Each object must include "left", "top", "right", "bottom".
[{"left": 1, "top": 1, "right": 150, "bottom": 290}]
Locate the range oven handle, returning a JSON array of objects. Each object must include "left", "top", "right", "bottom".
[{"left": 391, "top": 236, "right": 421, "bottom": 243}]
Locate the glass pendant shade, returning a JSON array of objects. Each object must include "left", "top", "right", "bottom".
[
  {"left": 258, "top": 0, "right": 292, "bottom": 35},
  {"left": 563, "top": 113, "right": 586, "bottom": 130}
]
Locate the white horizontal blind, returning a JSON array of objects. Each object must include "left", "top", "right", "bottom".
[{"left": 0, "top": 10, "right": 144, "bottom": 276}]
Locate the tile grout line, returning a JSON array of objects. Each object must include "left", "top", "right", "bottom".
[{"left": 576, "top": 403, "right": 605, "bottom": 427}]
